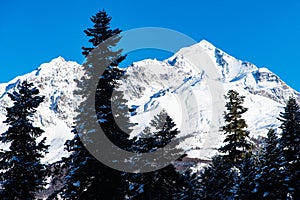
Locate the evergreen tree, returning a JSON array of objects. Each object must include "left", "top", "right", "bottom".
[
  {"left": 127, "top": 165, "right": 183, "bottom": 200},
  {"left": 179, "top": 169, "right": 202, "bottom": 200},
  {"left": 96, "top": 67, "right": 132, "bottom": 150},
  {"left": 237, "top": 152, "right": 259, "bottom": 200},
  {"left": 126, "top": 111, "right": 185, "bottom": 200},
  {"left": 0, "top": 81, "right": 48, "bottom": 199},
  {"left": 198, "top": 155, "right": 239, "bottom": 200},
  {"left": 82, "top": 9, "right": 129, "bottom": 149},
  {"left": 83, "top": 10, "right": 132, "bottom": 199},
  {"left": 132, "top": 111, "right": 181, "bottom": 153},
  {"left": 56, "top": 10, "right": 131, "bottom": 199},
  {"left": 219, "top": 90, "right": 252, "bottom": 166},
  {"left": 278, "top": 97, "right": 300, "bottom": 199},
  {"left": 254, "top": 129, "right": 286, "bottom": 199},
  {"left": 199, "top": 90, "right": 254, "bottom": 200},
  {"left": 82, "top": 10, "right": 122, "bottom": 56},
  {"left": 53, "top": 129, "right": 94, "bottom": 199}
]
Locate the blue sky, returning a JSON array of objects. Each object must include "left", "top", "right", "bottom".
[{"left": 0, "top": 0, "right": 299, "bottom": 91}]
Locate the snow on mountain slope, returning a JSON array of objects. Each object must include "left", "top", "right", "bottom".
[
  {"left": 119, "top": 40, "right": 300, "bottom": 159},
  {"left": 0, "top": 40, "right": 299, "bottom": 163},
  {"left": 0, "top": 57, "right": 83, "bottom": 163}
]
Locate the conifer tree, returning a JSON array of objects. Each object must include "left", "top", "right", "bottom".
[
  {"left": 82, "top": 10, "right": 122, "bottom": 57},
  {"left": 237, "top": 152, "right": 259, "bottom": 199},
  {"left": 254, "top": 129, "right": 286, "bottom": 199},
  {"left": 82, "top": 9, "right": 129, "bottom": 149},
  {"left": 278, "top": 97, "right": 300, "bottom": 199},
  {"left": 198, "top": 155, "right": 239, "bottom": 200},
  {"left": 199, "top": 90, "right": 253, "bottom": 199},
  {"left": 126, "top": 110, "right": 185, "bottom": 200},
  {"left": 0, "top": 81, "right": 48, "bottom": 199},
  {"left": 53, "top": 129, "right": 94, "bottom": 199},
  {"left": 83, "top": 10, "right": 132, "bottom": 199},
  {"left": 179, "top": 169, "right": 202, "bottom": 200},
  {"left": 219, "top": 90, "right": 252, "bottom": 165},
  {"left": 56, "top": 10, "right": 131, "bottom": 199}
]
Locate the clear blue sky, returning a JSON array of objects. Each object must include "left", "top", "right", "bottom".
[{"left": 0, "top": 0, "right": 299, "bottom": 91}]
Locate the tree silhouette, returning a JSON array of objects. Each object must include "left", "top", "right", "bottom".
[{"left": 0, "top": 81, "right": 48, "bottom": 199}]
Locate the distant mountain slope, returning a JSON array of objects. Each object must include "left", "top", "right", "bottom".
[{"left": 0, "top": 40, "right": 298, "bottom": 163}]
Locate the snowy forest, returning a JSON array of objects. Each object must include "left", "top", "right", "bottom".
[{"left": 0, "top": 10, "right": 299, "bottom": 200}]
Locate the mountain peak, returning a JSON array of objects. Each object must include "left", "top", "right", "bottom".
[
  {"left": 176, "top": 39, "right": 217, "bottom": 54},
  {"left": 50, "top": 56, "right": 66, "bottom": 64},
  {"left": 44, "top": 56, "right": 70, "bottom": 69},
  {"left": 198, "top": 39, "right": 216, "bottom": 50}
]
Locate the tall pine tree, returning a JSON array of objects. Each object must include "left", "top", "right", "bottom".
[
  {"left": 56, "top": 10, "right": 131, "bottom": 199},
  {"left": 219, "top": 90, "right": 252, "bottom": 165},
  {"left": 199, "top": 90, "right": 253, "bottom": 199},
  {"left": 0, "top": 81, "right": 48, "bottom": 199}
]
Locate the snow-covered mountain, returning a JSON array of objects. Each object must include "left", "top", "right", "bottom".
[
  {"left": 0, "top": 57, "right": 83, "bottom": 163},
  {"left": 0, "top": 40, "right": 299, "bottom": 163},
  {"left": 119, "top": 40, "right": 299, "bottom": 159}
]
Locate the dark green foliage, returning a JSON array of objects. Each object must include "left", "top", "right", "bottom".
[
  {"left": 0, "top": 81, "right": 48, "bottom": 199},
  {"left": 199, "top": 155, "right": 239, "bottom": 200},
  {"left": 96, "top": 67, "right": 132, "bottom": 150},
  {"left": 254, "top": 129, "right": 286, "bottom": 199},
  {"left": 126, "top": 111, "right": 185, "bottom": 200},
  {"left": 55, "top": 129, "right": 95, "bottom": 199},
  {"left": 198, "top": 90, "right": 254, "bottom": 199},
  {"left": 219, "top": 90, "right": 252, "bottom": 165},
  {"left": 56, "top": 10, "right": 132, "bottom": 199},
  {"left": 55, "top": 128, "right": 128, "bottom": 199},
  {"left": 179, "top": 169, "right": 202, "bottom": 200},
  {"left": 278, "top": 97, "right": 300, "bottom": 199},
  {"left": 82, "top": 8, "right": 130, "bottom": 149},
  {"left": 132, "top": 111, "right": 180, "bottom": 153},
  {"left": 237, "top": 152, "right": 259, "bottom": 200},
  {"left": 82, "top": 10, "right": 122, "bottom": 56},
  {"left": 127, "top": 165, "right": 183, "bottom": 200}
]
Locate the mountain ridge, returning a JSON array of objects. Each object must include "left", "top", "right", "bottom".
[{"left": 0, "top": 40, "right": 299, "bottom": 163}]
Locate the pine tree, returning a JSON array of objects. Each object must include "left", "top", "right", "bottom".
[
  {"left": 199, "top": 90, "right": 254, "bottom": 200},
  {"left": 278, "top": 97, "right": 300, "bottom": 199},
  {"left": 56, "top": 10, "right": 131, "bottom": 199},
  {"left": 198, "top": 155, "right": 239, "bottom": 200},
  {"left": 84, "top": 10, "right": 132, "bottom": 199},
  {"left": 126, "top": 111, "right": 185, "bottom": 200},
  {"left": 179, "top": 169, "right": 202, "bottom": 200},
  {"left": 96, "top": 67, "right": 132, "bottom": 150},
  {"left": 82, "top": 10, "right": 122, "bottom": 56},
  {"left": 53, "top": 129, "right": 94, "bottom": 199},
  {"left": 237, "top": 152, "right": 259, "bottom": 200},
  {"left": 254, "top": 129, "right": 286, "bottom": 199},
  {"left": 82, "top": 9, "right": 129, "bottom": 149},
  {"left": 0, "top": 81, "right": 48, "bottom": 199},
  {"left": 219, "top": 90, "right": 252, "bottom": 166}
]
